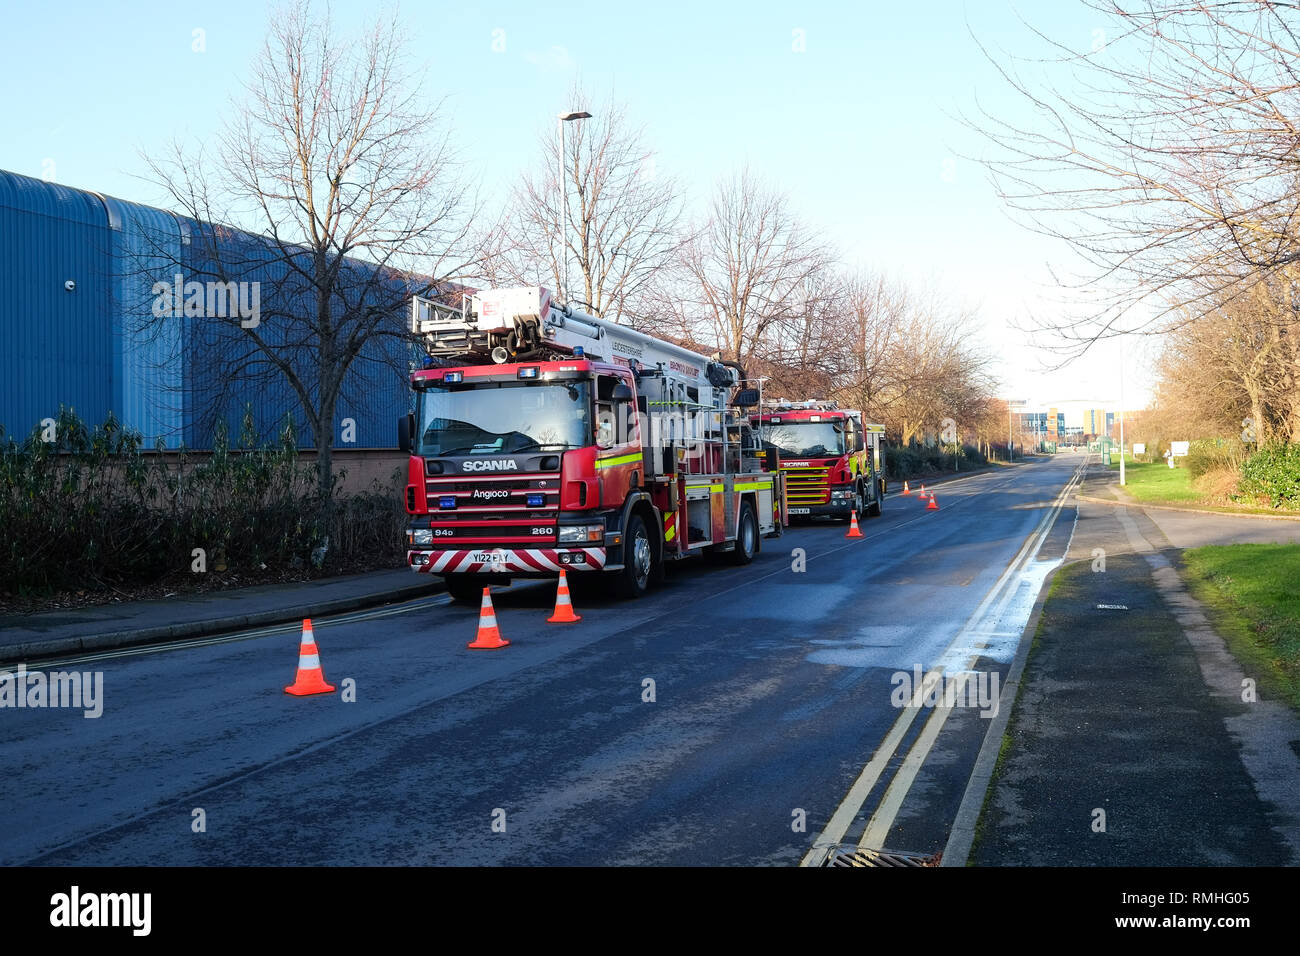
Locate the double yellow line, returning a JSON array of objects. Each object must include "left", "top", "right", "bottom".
[{"left": 799, "top": 459, "right": 1087, "bottom": 866}]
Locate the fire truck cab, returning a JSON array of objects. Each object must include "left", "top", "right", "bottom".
[
  {"left": 400, "top": 287, "right": 785, "bottom": 603},
  {"left": 752, "top": 402, "right": 886, "bottom": 521}
]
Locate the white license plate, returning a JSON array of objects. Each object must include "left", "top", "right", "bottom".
[
  {"left": 472, "top": 551, "right": 509, "bottom": 568},
  {"left": 789, "top": 507, "right": 810, "bottom": 515}
]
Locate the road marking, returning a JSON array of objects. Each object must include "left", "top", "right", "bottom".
[
  {"left": 857, "top": 677, "right": 969, "bottom": 849},
  {"left": 807, "top": 694, "right": 930, "bottom": 858},
  {"left": 856, "top": 462, "right": 1084, "bottom": 850},
  {"left": 942, "top": 455, "right": 1088, "bottom": 866},
  {"left": 800, "top": 457, "right": 1086, "bottom": 866}
]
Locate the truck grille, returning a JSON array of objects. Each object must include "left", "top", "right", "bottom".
[
  {"left": 425, "top": 474, "right": 561, "bottom": 513},
  {"left": 783, "top": 466, "right": 831, "bottom": 505},
  {"left": 425, "top": 474, "right": 560, "bottom": 544}
]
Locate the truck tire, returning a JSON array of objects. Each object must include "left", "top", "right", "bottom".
[
  {"left": 731, "top": 500, "right": 758, "bottom": 565},
  {"left": 444, "top": 573, "right": 483, "bottom": 605},
  {"left": 611, "top": 513, "right": 653, "bottom": 599}
]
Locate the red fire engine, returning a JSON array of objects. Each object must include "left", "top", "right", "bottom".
[
  {"left": 399, "top": 287, "right": 785, "bottom": 603},
  {"left": 751, "top": 402, "right": 886, "bottom": 521}
]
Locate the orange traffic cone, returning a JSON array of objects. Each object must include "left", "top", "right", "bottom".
[
  {"left": 919, "top": 484, "right": 926, "bottom": 497},
  {"left": 902, "top": 481, "right": 911, "bottom": 496},
  {"left": 547, "top": 569, "right": 582, "bottom": 623},
  {"left": 927, "top": 494, "right": 940, "bottom": 511},
  {"left": 467, "top": 588, "right": 510, "bottom": 649},
  {"left": 284, "top": 619, "right": 336, "bottom": 696},
  {"left": 845, "top": 510, "right": 864, "bottom": 538}
]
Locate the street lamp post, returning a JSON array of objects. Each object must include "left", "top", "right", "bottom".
[{"left": 557, "top": 110, "right": 591, "bottom": 303}]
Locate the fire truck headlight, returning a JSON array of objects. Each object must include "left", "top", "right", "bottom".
[
  {"left": 409, "top": 529, "right": 433, "bottom": 545},
  {"left": 558, "top": 524, "right": 603, "bottom": 544}
]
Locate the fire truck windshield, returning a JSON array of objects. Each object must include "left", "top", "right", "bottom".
[
  {"left": 417, "top": 380, "right": 591, "bottom": 456},
  {"left": 764, "top": 421, "right": 846, "bottom": 459}
]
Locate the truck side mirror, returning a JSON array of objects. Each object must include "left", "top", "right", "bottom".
[{"left": 398, "top": 413, "right": 415, "bottom": 453}]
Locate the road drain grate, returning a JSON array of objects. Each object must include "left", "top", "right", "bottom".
[{"left": 824, "top": 846, "right": 942, "bottom": 867}]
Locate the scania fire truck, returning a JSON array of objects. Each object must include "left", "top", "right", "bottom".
[
  {"left": 752, "top": 401, "right": 886, "bottom": 521},
  {"left": 399, "top": 286, "right": 785, "bottom": 603}
]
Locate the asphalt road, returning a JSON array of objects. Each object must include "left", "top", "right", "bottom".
[{"left": 2, "top": 453, "right": 1086, "bottom": 866}]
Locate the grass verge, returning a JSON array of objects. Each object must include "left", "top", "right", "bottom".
[
  {"left": 1106, "top": 456, "right": 1300, "bottom": 516},
  {"left": 1181, "top": 544, "right": 1300, "bottom": 713},
  {"left": 1106, "top": 457, "right": 1201, "bottom": 503}
]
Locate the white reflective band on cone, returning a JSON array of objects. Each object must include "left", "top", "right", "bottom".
[{"left": 298, "top": 654, "right": 320, "bottom": 669}]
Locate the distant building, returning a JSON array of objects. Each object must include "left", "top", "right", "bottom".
[
  {"left": 1083, "top": 408, "right": 1111, "bottom": 438},
  {"left": 1013, "top": 411, "right": 1048, "bottom": 439},
  {"left": 1, "top": 167, "right": 431, "bottom": 449}
]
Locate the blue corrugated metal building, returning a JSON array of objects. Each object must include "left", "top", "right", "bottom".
[{"left": 1, "top": 167, "right": 420, "bottom": 449}]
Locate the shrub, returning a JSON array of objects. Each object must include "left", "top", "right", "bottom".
[
  {"left": 885, "top": 443, "right": 986, "bottom": 479},
  {"left": 1236, "top": 443, "right": 1300, "bottom": 509},
  {"left": 1192, "top": 466, "right": 1241, "bottom": 504},
  {"left": 1186, "top": 437, "right": 1244, "bottom": 479},
  {"left": 0, "top": 408, "right": 402, "bottom": 596}
]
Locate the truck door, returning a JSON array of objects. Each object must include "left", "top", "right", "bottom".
[{"left": 595, "top": 373, "right": 639, "bottom": 504}]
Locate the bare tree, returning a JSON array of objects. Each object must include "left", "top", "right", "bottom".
[
  {"left": 820, "top": 271, "right": 911, "bottom": 419},
  {"left": 819, "top": 273, "right": 995, "bottom": 445},
  {"left": 1157, "top": 274, "right": 1300, "bottom": 442},
  {"left": 483, "top": 84, "right": 685, "bottom": 327},
  {"left": 973, "top": 1, "right": 1300, "bottom": 353},
  {"left": 140, "top": 0, "right": 476, "bottom": 525},
  {"left": 670, "top": 168, "right": 832, "bottom": 367}
]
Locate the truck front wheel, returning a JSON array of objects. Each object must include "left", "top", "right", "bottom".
[
  {"left": 611, "top": 513, "right": 654, "bottom": 599},
  {"left": 444, "top": 573, "right": 483, "bottom": 605}
]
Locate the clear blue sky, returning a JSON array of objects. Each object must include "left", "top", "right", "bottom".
[{"left": 0, "top": 0, "right": 1150, "bottom": 414}]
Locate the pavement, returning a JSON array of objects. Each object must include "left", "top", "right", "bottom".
[
  {"left": 0, "top": 454, "right": 1082, "bottom": 865},
  {"left": 0, "top": 569, "right": 443, "bottom": 665},
  {"left": 971, "top": 458, "right": 1300, "bottom": 865}
]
